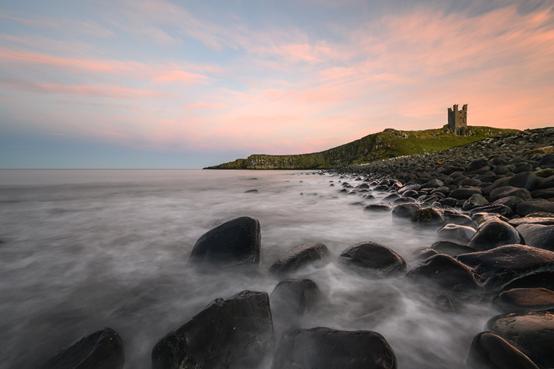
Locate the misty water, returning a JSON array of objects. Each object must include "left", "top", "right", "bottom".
[{"left": 0, "top": 170, "right": 495, "bottom": 369}]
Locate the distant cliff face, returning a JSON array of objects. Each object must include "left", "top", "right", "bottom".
[{"left": 205, "top": 126, "right": 517, "bottom": 170}]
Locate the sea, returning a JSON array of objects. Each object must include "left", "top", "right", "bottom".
[{"left": 0, "top": 169, "right": 495, "bottom": 369}]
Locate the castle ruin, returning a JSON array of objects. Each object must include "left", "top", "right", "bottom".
[{"left": 447, "top": 104, "right": 468, "bottom": 135}]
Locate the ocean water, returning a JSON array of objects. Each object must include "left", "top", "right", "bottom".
[{"left": 0, "top": 170, "right": 495, "bottom": 369}]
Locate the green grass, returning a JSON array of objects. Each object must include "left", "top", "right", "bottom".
[{"left": 206, "top": 126, "right": 518, "bottom": 169}]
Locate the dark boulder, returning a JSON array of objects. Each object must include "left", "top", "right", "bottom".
[
  {"left": 437, "top": 224, "right": 476, "bottom": 243},
  {"left": 494, "top": 288, "right": 554, "bottom": 312},
  {"left": 364, "top": 204, "right": 391, "bottom": 212},
  {"left": 41, "top": 328, "right": 124, "bottom": 369},
  {"left": 509, "top": 216, "right": 554, "bottom": 226},
  {"left": 408, "top": 254, "right": 480, "bottom": 293},
  {"left": 502, "top": 271, "right": 554, "bottom": 292},
  {"left": 468, "top": 159, "right": 490, "bottom": 172},
  {"left": 458, "top": 245, "right": 554, "bottom": 290},
  {"left": 152, "top": 290, "right": 273, "bottom": 369},
  {"left": 468, "top": 220, "right": 521, "bottom": 250},
  {"left": 532, "top": 187, "right": 554, "bottom": 199},
  {"left": 271, "top": 327, "right": 397, "bottom": 369},
  {"left": 189, "top": 217, "right": 260, "bottom": 266},
  {"left": 516, "top": 199, "right": 554, "bottom": 216},
  {"left": 270, "top": 279, "right": 320, "bottom": 334},
  {"left": 507, "top": 172, "right": 541, "bottom": 190},
  {"left": 470, "top": 204, "right": 514, "bottom": 217},
  {"left": 270, "top": 243, "right": 330, "bottom": 275},
  {"left": 430, "top": 241, "right": 475, "bottom": 257},
  {"left": 466, "top": 331, "right": 539, "bottom": 369},
  {"left": 462, "top": 194, "right": 489, "bottom": 210},
  {"left": 517, "top": 224, "right": 554, "bottom": 251},
  {"left": 489, "top": 186, "right": 532, "bottom": 202},
  {"left": 392, "top": 203, "right": 419, "bottom": 218},
  {"left": 411, "top": 207, "right": 444, "bottom": 225},
  {"left": 340, "top": 242, "right": 406, "bottom": 276},
  {"left": 450, "top": 187, "right": 482, "bottom": 200},
  {"left": 488, "top": 311, "right": 554, "bottom": 368}
]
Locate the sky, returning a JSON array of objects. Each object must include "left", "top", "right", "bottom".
[{"left": 0, "top": 0, "right": 553, "bottom": 168}]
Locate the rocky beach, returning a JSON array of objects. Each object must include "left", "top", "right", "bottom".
[{"left": 15, "top": 127, "right": 552, "bottom": 369}]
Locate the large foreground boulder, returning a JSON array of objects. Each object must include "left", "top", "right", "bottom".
[
  {"left": 152, "top": 290, "right": 273, "bottom": 369},
  {"left": 189, "top": 217, "right": 261, "bottom": 265},
  {"left": 467, "top": 331, "right": 539, "bottom": 369},
  {"left": 488, "top": 311, "right": 554, "bottom": 368},
  {"left": 407, "top": 254, "right": 480, "bottom": 293},
  {"left": 458, "top": 245, "right": 554, "bottom": 290},
  {"left": 516, "top": 224, "right": 554, "bottom": 251},
  {"left": 271, "top": 327, "right": 396, "bottom": 369},
  {"left": 270, "top": 243, "right": 330, "bottom": 275},
  {"left": 494, "top": 288, "right": 554, "bottom": 312},
  {"left": 41, "top": 328, "right": 124, "bottom": 369},
  {"left": 468, "top": 219, "right": 521, "bottom": 250},
  {"left": 340, "top": 242, "right": 406, "bottom": 276}
]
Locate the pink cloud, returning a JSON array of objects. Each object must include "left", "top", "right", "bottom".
[
  {"left": 3, "top": 80, "right": 159, "bottom": 98},
  {"left": 154, "top": 69, "right": 208, "bottom": 84}
]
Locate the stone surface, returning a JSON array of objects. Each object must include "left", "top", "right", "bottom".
[
  {"left": 41, "top": 328, "right": 124, "bottom": 369},
  {"left": 517, "top": 223, "right": 554, "bottom": 251},
  {"left": 488, "top": 311, "right": 554, "bottom": 368},
  {"left": 467, "top": 331, "right": 539, "bottom": 369},
  {"left": 152, "top": 290, "right": 273, "bottom": 369},
  {"left": 271, "top": 327, "right": 397, "bottom": 369},
  {"left": 189, "top": 217, "right": 261, "bottom": 266},
  {"left": 340, "top": 242, "right": 406, "bottom": 276},
  {"left": 468, "top": 219, "right": 521, "bottom": 250},
  {"left": 408, "top": 254, "right": 480, "bottom": 293},
  {"left": 430, "top": 241, "right": 475, "bottom": 257},
  {"left": 270, "top": 243, "right": 330, "bottom": 275},
  {"left": 494, "top": 288, "right": 554, "bottom": 312},
  {"left": 270, "top": 279, "right": 320, "bottom": 334},
  {"left": 437, "top": 223, "right": 476, "bottom": 243}
]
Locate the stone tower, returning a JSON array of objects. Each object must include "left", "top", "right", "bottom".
[{"left": 447, "top": 104, "right": 468, "bottom": 135}]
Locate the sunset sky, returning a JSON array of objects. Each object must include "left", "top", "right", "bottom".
[{"left": 1, "top": 0, "right": 553, "bottom": 168}]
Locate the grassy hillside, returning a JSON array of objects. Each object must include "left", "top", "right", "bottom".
[{"left": 205, "top": 126, "right": 517, "bottom": 169}]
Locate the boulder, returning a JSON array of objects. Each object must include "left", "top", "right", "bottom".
[
  {"left": 270, "top": 279, "right": 320, "bottom": 333},
  {"left": 364, "top": 204, "right": 391, "bottom": 212},
  {"left": 501, "top": 271, "right": 554, "bottom": 292},
  {"left": 271, "top": 327, "right": 397, "bottom": 369},
  {"left": 517, "top": 224, "right": 554, "bottom": 251},
  {"left": 489, "top": 186, "right": 532, "bottom": 202},
  {"left": 411, "top": 208, "right": 444, "bottom": 225},
  {"left": 407, "top": 254, "right": 480, "bottom": 293},
  {"left": 41, "top": 328, "right": 124, "bottom": 369},
  {"left": 450, "top": 187, "right": 482, "bottom": 200},
  {"left": 466, "top": 331, "right": 539, "bottom": 369},
  {"left": 463, "top": 194, "right": 489, "bottom": 210},
  {"left": 457, "top": 245, "right": 554, "bottom": 290},
  {"left": 270, "top": 243, "right": 330, "bottom": 275},
  {"left": 152, "top": 290, "right": 273, "bottom": 369},
  {"left": 470, "top": 204, "right": 514, "bottom": 217},
  {"left": 392, "top": 203, "right": 419, "bottom": 218},
  {"left": 509, "top": 216, "right": 554, "bottom": 226},
  {"left": 437, "top": 224, "right": 476, "bottom": 243},
  {"left": 516, "top": 199, "right": 554, "bottom": 216},
  {"left": 468, "top": 220, "right": 521, "bottom": 250},
  {"left": 340, "top": 242, "right": 406, "bottom": 276},
  {"left": 488, "top": 311, "right": 554, "bottom": 368},
  {"left": 507, "top": 172, "right": 541, "bottom": 190},
  {"left": 430, "top": 241, "right": 475, "bottom": 257},
  {"left": 189, "top": 217, "right": 260, "bottom": 266},
  {"left": 494, "top": 288, "right": 554, "bottom": 312},
  {"left": 531, "top": 187, "right": 554, "bottom": 199}
]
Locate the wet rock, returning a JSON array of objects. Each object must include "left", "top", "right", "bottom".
[
  {"left": 340, "top": 242, "right": 406, "bottom": 276},
  {"left": 450, "top": 187, "right": 482, "bottom": 200},
  {"left": 468, "top": 159, "right": 490, "bottom": 172},
  {"left": 516, "top": 199, "right": 554, "bottom": 216},
  {"left": 467, "top": 331, "right": 539, "bottom": 369},
  {"left": 244, "top": 189, "right": 259, "bottom": 193},
  {"left": 493, "top": 196, "right": 524, "bottom": 210},
  {"left": 494, "top": 288, "right": 554, "bottom": 312},
  {"left": 411, "top": 207, "right": 444, "bottom": 225},
  {"left": 392, "top": 203, "right": 419, "bottom": 218},
  {"left": 489, "top": 186, "right": 532, "bottom": 202},
  {"left": 270, "top": 243, "right": 330, "bottom": 275},
  {"left": 423, "top": 179, "right": 444, "bottom": 188},
  {"left": 462, "top": 194, "right": 489, "bottom": 210},
  {"left": 458, "top": 245, "right": 554, "bottom": 290},
  {"left": 431, "top": 241, "right": 475, "bottom": 257},
  {"left": 502, "top": 271, "right": 554, "bottom": 292},
  {"left": 190, "top": 217, "right": 260, "bottom": 266},
  {"left": 407, "top": 254, "right": 480, "bottom": 293},
  {"left": 41, "top": 328, "right": 124, "bottom": 369},
  {"left": 271, "top": 327, "right": 397, "bottom": 369},
  {"left": 468, "top": 219, "right": 521, "bottom": 250},
  {"left": 532, "top": 187, "right": 554, "bottom": 199},
  {"left": 509, "top": 216, "right": 554, "bottom": 226},
  {"left": 488, "top": 311, "right": 554, "bottom": 368},
  {"left": 270, "top": 279, "right": 320, "bottom": 333},
  {"left": 152, "top": 290, "right": 273, "bottom": 369},
  {"left": 472, "top": 212, "right": 509, "bottom": 226},
  {"left": 507, "top": 172, "right": 541, "bottom": 190},
  {"left": 443, "top": 210, "right": 474, "bottom": 226},
  {"left": 470, "top": 204, "right": 514, "bottom": 217},
  {"left": 517, "top": 224, "right": 554, "bottom": 251},
  {"left": 437, "top": 224, "right": 476, "bottom": 243},
  {"left": 364, "top": 204, "right": 391, "bottom": 212}
]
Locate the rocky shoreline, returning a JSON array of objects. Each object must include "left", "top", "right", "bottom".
[{"left": 39, "top": 128, "right": 554, "bottom": 369}]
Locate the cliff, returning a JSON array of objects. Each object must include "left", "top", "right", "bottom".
[{"left": 205, "top": 126, "right": 517, "bottom": 170}]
